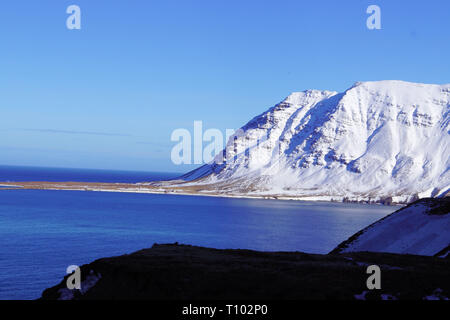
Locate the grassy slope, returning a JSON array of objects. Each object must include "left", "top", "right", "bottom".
[{"left": 41, "top": 243, "right": 449, "bottom": 300}]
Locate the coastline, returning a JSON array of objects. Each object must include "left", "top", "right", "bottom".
[
  {"left": 38, "top": 198, "right": 450, "bottom": 300},
  {"left": 0, "top": 181, "right": 403, "bottom": 205}
]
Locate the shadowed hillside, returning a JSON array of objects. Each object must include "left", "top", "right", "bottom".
[{"left": 41, "top": 243, "right": 449, "bottom": 300}]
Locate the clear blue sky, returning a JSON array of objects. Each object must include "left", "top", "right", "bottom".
[{"left": 1, "top": 0, "right": 449, "bottom": 173}]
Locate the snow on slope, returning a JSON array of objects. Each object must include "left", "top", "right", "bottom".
[
  {"left": 178, "top": 80, "right": 450, "bottom": 202},
  {"left": 331, "top": 198, "right": 450, "bottom": 256}
]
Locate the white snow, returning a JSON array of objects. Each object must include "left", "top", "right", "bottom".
[
  {"left": 57, "top": 271, "right": 101, "bottom": 300},
  {"left": 380, "top": 294, "right": 398, "bottom": 300},
  {"left": 354, "top": 291, "right": 369, "bottom": 300},
  {"left": 338, "top": 201, "right": 450, "bottom": 256},
  {"left": 423, "top": 288, "right": 448, "bottom": 300},
  {"left": 179, "top": 80, "right": 450, "bottom": 202}
]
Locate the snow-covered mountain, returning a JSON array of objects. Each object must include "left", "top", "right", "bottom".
[
  {"left": 331, "top": 198, "right": 449, "bottom": 256},
  {"left": 177, "top": 80, "right": 450, "bottom": 203}
]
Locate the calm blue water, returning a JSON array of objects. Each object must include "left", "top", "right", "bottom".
[
  {"left": 0, "top": 166, "right": 395, "bottom": 300},
  {"left": 0, "top": 165, "right": 180, "bottom": 183}
]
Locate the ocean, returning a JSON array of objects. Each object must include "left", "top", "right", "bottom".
[{"left": 0, "top": 165, "right": 395, "bottom": 299}]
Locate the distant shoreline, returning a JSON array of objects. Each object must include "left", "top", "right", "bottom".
[{"left": 0, "top": 181, "right": 403, "bottom": 205}]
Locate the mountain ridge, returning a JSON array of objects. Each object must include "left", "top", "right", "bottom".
[
  {"left": 167, "top": 80, "right": 450, "bottom": 203},
  {"left": 331, "top": 197, "right": 450, "bottom": 256}
]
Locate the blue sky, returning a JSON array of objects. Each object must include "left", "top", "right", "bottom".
[{"left": 1, "top": 0, "right": 449, "bottom": 173}]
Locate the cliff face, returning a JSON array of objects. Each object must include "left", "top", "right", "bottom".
[
  {"left": 41, "top": 243, "right": 449, "bottom": 300},
  {"left": 172, "top": 81, "right": 450, "bottom": 203},
  {"left": 332, "top": 198, "right": 450, "bottom": 256}
]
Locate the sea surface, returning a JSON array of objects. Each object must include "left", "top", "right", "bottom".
[
  {"left": 0, "top": 165, "right": 179, "bottom": 183},
  {"left": 0, "top": 165, "right": 396, "bottom": 300}
]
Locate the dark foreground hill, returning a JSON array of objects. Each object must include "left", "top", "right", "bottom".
[{"left": 41, "top": 243, "right": 449, "bottom": 300}]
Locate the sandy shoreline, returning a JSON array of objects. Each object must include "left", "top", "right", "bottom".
[
  {"left": 0, "top": 181, "right": 404, "bottom": 205},
  {"left": 0, "top": 181, "right": 328, "bottom": 201}
]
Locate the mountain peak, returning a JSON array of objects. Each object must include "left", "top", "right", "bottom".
[
  {"left": 349, "top": 80, "right": 450, "bottom": 93},
  {"left": 180, "top": 80, "right": 450, "bottom": 203}
]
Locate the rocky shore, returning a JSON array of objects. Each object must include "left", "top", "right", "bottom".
[{"left": 0, "top": 181, "right": 416, "bottom": 204}]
